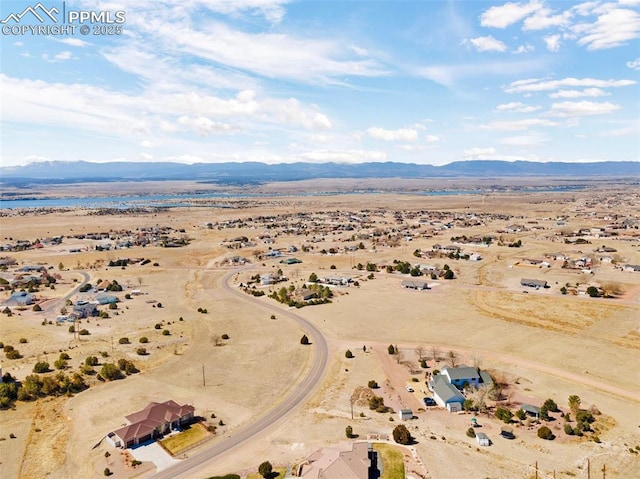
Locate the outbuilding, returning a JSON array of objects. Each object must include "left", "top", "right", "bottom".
[
  {"left": 399, "top": 409, "right": 413, "bottom": 421},
  {"left": 476, "top": 432, "right": 490, "bottom": 446}
]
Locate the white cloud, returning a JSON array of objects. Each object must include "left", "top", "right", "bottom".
[
  {"left": 496, "top": 101, "right": 541, "bottom": 113},
  {"left": 550, "top": 101, "right": 620, "bottom": 117},
  {"left": 571, "top": 1, "right": 600, "bottom": 16},
  {"left": 13, "top": 41, "right": 23, "bottom": 47},
  {"left": 481, "top": 118, "right": 559, "bottom": 130},
  {"left": 177, "top": 116, "right": 237, "bottom": 136},
  {"left": 425, "top": 135, "right": 440, "bottom": 143},
  {"left": 513, "top": 43, "right": 534, "bottom": 54},
  {"left": 480, "top": 0, "right": 542, "bottom": 28},
  {"left": 548, "top": 88, "right": 609, "bottom": 98},
  {"left": 57, "top": 38, "right": 90, "bottom": 47},
  {"left": 139, "top": 152, "right": 154, "bottom": 161},
  {"left": 575, "top": 8, "right": 640, "bottom": 50},
  {"left": 42, "top": 51, "right": 73, "bottom": 62},
  {"left": 504, "top": 77, "right": 636, "bottom": 93},
  {"left": 544, "top": 34, "right": 562, "bottom": 52},
  {"left": 523, "top": 7, "right": 572, "bottom": 30},
  {"left": 499, "top": 133, "right": 548, "bottom": 146},
  {"left": 626, "top": 57, "right": 640, "bottom": 70},
  {"left": 367, "top": 127, "right": 419, "bottom": 142},
  {"left": 463, "top": 147, "right": 496, "bottom": 159},
  {"left": 350, "top": 45, "right": 369, "bottom": 57},
  {"left": 464, "top": 35, "right": 507, "bottom": 52},
  {"left": 416, "top": 59, "right": 545, "bottom": 88}
]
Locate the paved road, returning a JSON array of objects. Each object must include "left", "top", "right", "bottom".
[
  {"left": 151, "top": 268, "right": 329, "bottom": 479},
  {"left": 42, "top": 271, "right": 90, "bottom": 316}
]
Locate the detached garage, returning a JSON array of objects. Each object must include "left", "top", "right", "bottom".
[{"left": 476, "top": 432, "right": 490, "bottom": 446}]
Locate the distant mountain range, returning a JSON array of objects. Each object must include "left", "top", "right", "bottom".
[{"left": 1, "top": 160, "right": 638, "bottom": 185}]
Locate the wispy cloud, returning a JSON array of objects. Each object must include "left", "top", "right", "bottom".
[
  {"left": 367, "top": 127, "right": 419, "bottom": 142},
  {"left": 504, "top": 77, "right": 636, "bottom": 94},
  {"left": 550, "top": 100, "right": 620, "bottom": 117},
  {"left": 463, "top": 35, "right": 507, "bottom": 52}
]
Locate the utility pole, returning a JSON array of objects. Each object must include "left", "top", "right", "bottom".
[
  {"left": 202, "top": 364, "right": 206, "bottom": 387},
  {"left": 350, "top": 396, "right": 354, "bottom": 420},
  {"left": 535, "top": 461, "right": 538, "bottom": 479},
  {"left": 602, "top": 464, "right": 606, "bottom": 479},
  {"left": 587, "top": 459, "right": 591, "bottom": 479}
]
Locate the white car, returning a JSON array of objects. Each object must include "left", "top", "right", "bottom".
[{"left": 406, "top": 386, "right": 414, "bottom": 393}]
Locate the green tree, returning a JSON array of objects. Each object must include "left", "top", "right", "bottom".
[
  {"left": 33, "top": 361, "right": 50, "bottom": 373},
  {"left": 100, "top": 363, "right": 124, "bottom": 381},
  {"left": 258, "top": 461, "right": 273, "bottom": 478},
  {"left": 54, "top": 359, "right": 67, "bottom": 370},
  {"left": 586, "top": 286, "right": 600, "bottom": 297},
  {"left": 543, "top": 398, "right": 558, "bottom": 412},
  {"left": 309, "top": 272, "right": 318, "bottom": 282},
  {"left": 85, "top": 356, "right": 99, "bottom": 366},
  {"left": 515, "top": 409, "right": 526, "bottom": 420},
  {"left": 387, "top": 344, "right": 396, "bottom": 355},
  {"left": 537, "top": 426, "right": 554, "bottom": 440},
  {"left": 345, "top": 425, "right": 353, "bottom": 438},
  {"left": 495, "top": 407, "right": 513, "bottom": 423},
  {"left": 345, "top": 349, "right": 353, "bottom": 359},
  {"left": 392, "top": 424, "right": 413, "bottom": 445},
  {"left": 444, "top": 269, "right": 454, "bottom": 280},
  {"left": 300, "top": 334, "right": 309, "bottom": 345},
  {"left": 368, "top": 380, "right": 379, "bottom": 389}
]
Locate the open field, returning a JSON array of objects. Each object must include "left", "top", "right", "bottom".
[{"left": 0, "top": 182, "right": 639, "bottom": 479}]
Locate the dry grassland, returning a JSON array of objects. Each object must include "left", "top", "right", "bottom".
[{"left": 0, "top": 184, "right": 638, "bottom": 479}]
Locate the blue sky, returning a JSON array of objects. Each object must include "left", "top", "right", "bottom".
[{"left": 1, "top": 0, "right": 639, "bottom": 167}]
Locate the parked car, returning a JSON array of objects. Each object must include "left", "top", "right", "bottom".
[
  {"left": 423, "top": 397, "right": 436, "bottom": 406},
  {"left": 406, "top": 386, "right": 415, "bottom": 393}
]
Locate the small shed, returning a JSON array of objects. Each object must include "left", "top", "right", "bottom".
[
  {"left": 521, "top": 403, "right": 540, "bottom": 418},
  {"left": 399, "top": 409, "right": 413, "bottom": 421},
  {"left": 501, "top": 427, "right": 515, "bottom": 439},
  {"left": 476, "top": 432, "right": 490, "bottom": 446}
]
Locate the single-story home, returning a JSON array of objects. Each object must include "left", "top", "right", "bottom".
[
  {"left": 298, "top": 441, "right": 373, "bottom": 479},
  {"left": 6, "top": 291, "right": 35, "bottom": 305},
  {"left": 431, "top": 376, "right": 465, "bottom": 412},
  {"left": 321, "top": 275, "right": 352, "bottom": 286},
  {"left": 623, "top": 264, "right": 640, "bottom": 272},
  {"left": 295, "top": 288, "right": 316, "bottom": 301},
  {"left": 476, "top": 432, "right": 490, "bottom": 446},
  {"left": 281, "top": 257, "right": 302, "bottom": 265},
  {"left": 520, "top": 278, "right": 548, "bottom": 289},
  {"left": 399, "top": 409, "right": 413, "bottom": 421},
  {"left": 95, "top": 293, "right": 118, "bottom": 305},
  {"left": 106, "top": 400, "right": 195, "bottom": 449},
  {"left": 401, "top": 280, "right": 429, "bottom": 290}
]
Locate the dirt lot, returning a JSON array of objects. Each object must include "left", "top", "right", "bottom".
[{"left": 0, "top": 186, "right": 639, "bottom": 479}]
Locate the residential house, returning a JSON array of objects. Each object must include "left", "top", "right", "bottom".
[
  {"left": 321, "top": 275, "right": 353, "bottom": 286},
  {"left": 520, "top": 278, "right": 548, "bottom": 289},
  {"left": 401, "top": 280, "right": 429, "bottom": 290},
  {"left": 298, "top": 442, "right": 373, "bottom": 479},
  {"left": 106, "top": 400, "right": 195, "bottom": 449},
  {"left": 623, "top": 264, "right": 640, "bottom": 272},
  {"left": 441, "top": 366, "right": 481, "bottom": 389},
  {"left": 6, "top": 291, "right": 35, "bottom": 306},
  {"left": 95, "top": 293, "right": 118, "bottom": 305},
  {"left": 71, "top": 301, "right": 98, "bottom": 319},
  {"left": 431, "top": 375, "right": 465, "bottom": 412},
  {"left": 521, "top": 404, "right": 540, "bottom": 418}
]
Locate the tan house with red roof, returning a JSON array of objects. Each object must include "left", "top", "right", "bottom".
[{"left": 106, "top": 400, "right": 195, "bottom": 448}]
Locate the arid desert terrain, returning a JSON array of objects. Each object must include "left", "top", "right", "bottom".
[{"left": 0, "top": 180, "right": 639, "bottom": 479}]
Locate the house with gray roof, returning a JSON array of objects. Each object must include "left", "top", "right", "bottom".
[
  {"left": 441, "top": 365, "right": 481, "bottom": 388},
  {"left": 431, "top": 375, "right": 465, "bottom": 412}
]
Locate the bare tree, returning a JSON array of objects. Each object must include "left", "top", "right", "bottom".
[
  {"left": 471, "top": 355, "right": 481, "bottom": 369},
  {"left": 137, "top": 277, "right": 143, "bottom": 287},
  {"left": 431, "top": 346, "right": 439, "bottom": 363},
  {"left": 447, "top": 350, "right": 458, "bottom": 368},
  {"left": 415, "top": 346, "right": 425, "bottom": 361},
  {"left": 212, "top": 335, "right": 223, "bottom": 347},
  {"left": 395, "top": 349, "right": 404, "bottom": 365}
]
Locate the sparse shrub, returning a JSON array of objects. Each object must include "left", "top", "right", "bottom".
[
  {"left": 466, "top": 427, "right": 476, "bottom": 438},
  {"left": 85, "top": 356, "right": 98, "bottom": 366},
  {"left": 54, "top": 359, "right": 67, "bottom": 370},
  {"left": 19, "top": 338, "right": 27, "bottom": 344},
  {"left": 368, "top": 380, "right": 379, "bottom": 389},
  {"left": 59, "top": 352, "right": 70, "bottom": 360},
  {"left": 78, "top": 329, "right": 90, "bottom": 335},
  {"left": 564, "top": 424, "right": 574, "bottom": 435},
  {"left": 258, "top": 461, "right": 272, "bottom": 478},
  {"left": 162, "top": 330, "right": 170, "bottom": 336},
  {"left": 345, "top": 349, "right": 353, "bottom": 358},
  {"left": 139, "top": 337, "right": 149, "bottom": 343},
  {"left": 118, "top": 337, "right": 130, "bottom": 345},
  {"left": 221, "top": 334, "right": 229, "bottom": 340},
  {"left": 345, "top": 425, "right": 353, "bottom": 438},
  {"left": 300, "top": 334, "right": 309, "bottom": 345},
  {"left": 154, "top": 323, "right": 162, "bottom": 329},
  {"left": 136, "top": 348, "right": 147, "bottom": 356},
  {"left": 5, "top": 349, "right": 21, "bottom": 360}
]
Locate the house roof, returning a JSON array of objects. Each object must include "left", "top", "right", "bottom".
[
  {"left": 521, "top": 404, "right": 540, "bottom": 415},
  {"left": 442, "top": 365, "right": 480, "bottom": 381},
  {"left": 433, "top": 376, "right": 465, "bottom": 403},
  {"left": 301, "top": 442, "right": 370, "bottom": 479},
  {"left": 125, "top": 400, "right": 194, "bottom": 426}
]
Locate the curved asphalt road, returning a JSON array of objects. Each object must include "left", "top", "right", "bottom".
[{"left": 151, "top": 268, "right": 329, "bottom": 479}]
